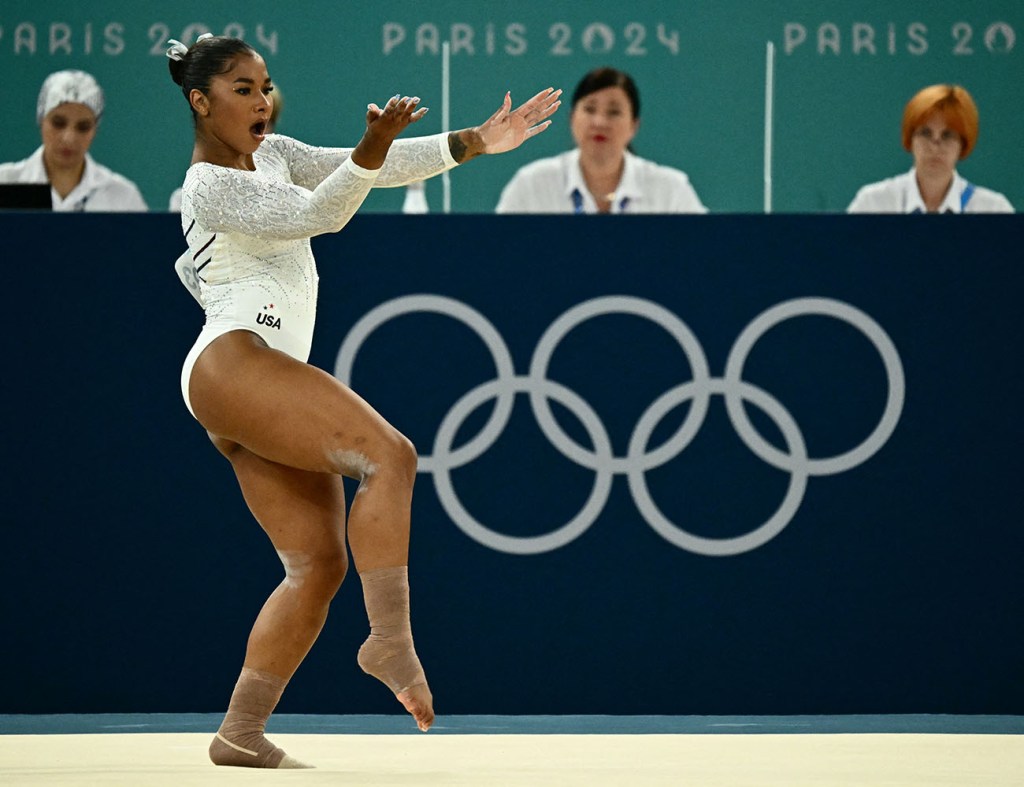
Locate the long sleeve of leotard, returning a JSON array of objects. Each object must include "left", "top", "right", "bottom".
[
  {"left": 183, "top": 154, "right": 379, "bottom": 241},
  {"left": 269, "top": 133, "right": 458, "bottom": 190}
]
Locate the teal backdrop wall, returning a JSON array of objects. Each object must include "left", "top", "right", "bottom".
[{"left": 2, "top": 0, "right": 1022, "bottom": 213}]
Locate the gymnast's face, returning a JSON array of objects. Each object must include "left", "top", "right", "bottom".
[
  {"left": 570, "top": 86, "right": 639, "bottom": 163},
  {"left": 40, "top": 103, "right": 97, "bottom": 174},
  {"left": 195, "top": 53, "right": 275, "bottom": 158}
]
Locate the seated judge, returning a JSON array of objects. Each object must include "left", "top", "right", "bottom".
[
  {"left": 847, "top": 84, "right": 1013, "bottom": 214},
  {"left": 496, "top": 67, "right": 706, "bottom": 214},
  {"left": 0, "top": 69, "right": 147, "bottom": 211}
]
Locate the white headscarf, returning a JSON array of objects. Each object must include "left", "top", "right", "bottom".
[{"left": 36, "top": 70, "right": 105, "bottom": 124}]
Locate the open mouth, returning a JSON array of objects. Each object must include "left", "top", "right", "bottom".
[
  {"left": 250, "top": 120, "right": 267, "bottom": 138},
  {"left": 593, "top": 134, "right": 608, "bottom": 142}
]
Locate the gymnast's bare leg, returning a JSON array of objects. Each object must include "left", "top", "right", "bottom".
[{"left": 190, "top": 331, "right": 434, "bottom": 767}]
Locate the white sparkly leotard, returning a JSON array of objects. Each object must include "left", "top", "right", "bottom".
[{"left": 177, "top": 132, "right": 457, "bottom": 417}]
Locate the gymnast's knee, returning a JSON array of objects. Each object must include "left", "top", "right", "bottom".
[
  {"left": 386, "top": 431, "right": 418, "bottom": 484},
  {"left": 329, "top": 428, "right": 417, "bottom": 485},
  {"left": 320, "top": 549, "right": 349, "bottom": 596},
  {"left": 278, "top": 548, "right": 348, "bottom": 597}
]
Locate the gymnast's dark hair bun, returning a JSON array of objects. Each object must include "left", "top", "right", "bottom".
[
  {"left": 168, "top": 56, "right": 186, "bottom": 87},
  {"left": 167, "top": 36, "right": 258, "bottom": 114}
]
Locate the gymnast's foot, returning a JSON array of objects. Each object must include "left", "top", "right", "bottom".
[
  {"left": 357, "top": 566, "right": 435, "bottom": 731},
  {"left": 358, "top": 634, "right": 435, "bottom": 732},
  {"left": 208, "top": 667, "right": 314, "bottom": 768},
  {"left": 208, "top": 732, "right": 313, "bottom": 769},
  {"left": 397, "top": 681, "right": 435, "bottom": 733}
]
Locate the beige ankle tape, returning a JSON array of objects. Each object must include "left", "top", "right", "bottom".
[
  {"left": 357, "top": 566, "right": 425, "bottom": 693},
  {"left": 209, "top": 667, "right": 291, "bottom": 769},
  {"left": 360, "top": 566, "right": 412, "bottom": 631}
]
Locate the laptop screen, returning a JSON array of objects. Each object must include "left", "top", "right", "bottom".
[{"left": 0, "top": 183, "right": 53, "bottom": 210}]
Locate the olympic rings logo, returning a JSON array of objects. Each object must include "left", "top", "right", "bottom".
[{"left": 335, "top": 295, "right": 905, "bottom": 557}]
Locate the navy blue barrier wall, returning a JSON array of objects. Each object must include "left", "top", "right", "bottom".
[{"left": 3, "top": 213, "right": 1022, "bottom": 716}]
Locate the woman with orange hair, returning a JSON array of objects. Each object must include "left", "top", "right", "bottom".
[{"left": 847, "top": 84, "right": 1013, "bottom": 213}]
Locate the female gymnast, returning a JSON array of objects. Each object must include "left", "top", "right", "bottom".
[{"left": 167, "top": 34, "right": 560, "bottom": 768}]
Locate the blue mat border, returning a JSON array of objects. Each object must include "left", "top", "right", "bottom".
[{"left": 1, "top": 714, "right": 1022, "bottom": 735}]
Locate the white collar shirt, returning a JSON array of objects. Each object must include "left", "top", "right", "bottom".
[
  {"left": 496, "top": 148, "right": 707, "bottom": 214},
  {"left": 847, "top": 168, "right": 1014, "bottom": 214},
  {"left": 0, "top": 146, "right": 147, "bottom": 212}
]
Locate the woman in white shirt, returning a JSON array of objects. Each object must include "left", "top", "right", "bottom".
[
  {"left": 496, "top": 67, "right": 706, "bottom": 214},
  {"left": 0, "top": 70, "right": 147, "bottom": 212},
  {"left": 847, "top": 84, "right": 1013, "bottom": 214}
]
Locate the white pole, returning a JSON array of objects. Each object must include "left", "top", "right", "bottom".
[
  {"left": 442, "top": 41, "right": 451, "bottom": 214},
  {"left": 764, "top": 41, "right": 775, "bottom": 214}
]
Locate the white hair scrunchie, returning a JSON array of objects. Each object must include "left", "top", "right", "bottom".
[
  {"left": 165, "top": 32, "right": 216, "bottom": 61},
  {"left": 165, "top": 39, "right": 188, "bottom": 61}
]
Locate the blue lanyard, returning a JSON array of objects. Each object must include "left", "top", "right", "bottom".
[
  {"left": 571, "top": 188, "right": 630, "bottom": 214},
  {"left": 960, "top": 183, "right": 975, "bottom": 211}
]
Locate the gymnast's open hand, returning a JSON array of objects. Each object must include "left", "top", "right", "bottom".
[
  {"left": 447, "top": 88, "right": 562, "bottom": 162},
  {"left": 353, "top": 94, "right": 428, "bottom": 169}
]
